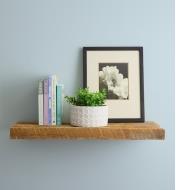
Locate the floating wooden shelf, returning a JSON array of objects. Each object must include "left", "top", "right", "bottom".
[{"left": 10, "top": 122, "right": 165, "bottom": 140}]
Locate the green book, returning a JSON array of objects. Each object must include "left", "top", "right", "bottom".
[{"left": 56, "top": 84, "right": 64, "bottom": 125}]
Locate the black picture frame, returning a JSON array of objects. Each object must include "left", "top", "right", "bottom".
[{"left": 83, "top": 47, "right": 145, "bottom": 123}]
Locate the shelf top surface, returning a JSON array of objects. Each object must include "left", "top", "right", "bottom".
[{"left": 12, "top": 121, "right": 160, "bottom": 128}]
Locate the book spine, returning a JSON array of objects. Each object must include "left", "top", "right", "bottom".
[
  {"left": 51, "top": 75, "right": 57, "bottom": 125},
  {"left": 43, "top": 79, "right": 49, "bottom": 125},
  {"left": 38, "top": 80, "right": 44, "bottom": 125},
  {"left": 56, "top": 85, "right": 64, "bottom": 125},
  {"left": 48, "top": 76, "right": 52, "bottom": 125}
]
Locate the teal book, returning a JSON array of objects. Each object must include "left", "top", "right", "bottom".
[{"left": 56, "top": 84, "right": 64, "bottom": 125}]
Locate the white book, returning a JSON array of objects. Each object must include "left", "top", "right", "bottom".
[
  {"left": 38, "top": 80, "right": 44, "bottom": 125},
  {"left": 51, "top": 75, "right": 57, "bottom": 125}
]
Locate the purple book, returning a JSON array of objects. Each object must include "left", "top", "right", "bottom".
[
  {"left": 43, "top": 79, "right": 49, "bottom": 125},
  {"left": 48, "top": 76, "right": 52, "bottom": 125}
]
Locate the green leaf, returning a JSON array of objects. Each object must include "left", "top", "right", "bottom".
[{"left": 65, "top": 88, "right": 106, "bottom": 106}]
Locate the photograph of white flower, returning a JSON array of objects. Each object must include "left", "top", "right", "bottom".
[
  {"left": 99, "top": 63, "right": 129, "bottom": 100},
  {"left": 83, "top": 47, "right": 144, "bottom": 122}
]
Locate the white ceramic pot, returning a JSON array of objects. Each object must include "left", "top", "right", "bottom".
[{"left": 70, "top": 105, "right": 108, "bottom": 127}]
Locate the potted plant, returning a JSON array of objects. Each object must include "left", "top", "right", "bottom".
[{"left": 65, "top": 88, "right": 108, "bottom": 127}]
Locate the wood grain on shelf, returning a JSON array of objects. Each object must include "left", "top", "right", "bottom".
[{"left": 10, "top": 122, "right": 165, "bottom": 140}]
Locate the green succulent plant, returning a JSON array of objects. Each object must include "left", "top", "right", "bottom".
[{"left": 65, "top": 88, "right": 106, "bottom": 106}]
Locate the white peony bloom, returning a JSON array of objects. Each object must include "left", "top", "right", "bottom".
[
  {"left": 99, "top": 65, "right": 129, "bottom": 99},
  {"left": 99, "top": 71, "right": 104, "bottom": 79},
  {"left": 112, "top": 86, "right": 121, "bottom": 97},
  {"left": 108, "top": 85, "right": 114, "bottom": 92},
  {"left": 121, "top": 78, "right": 129, "bottom": 99}
]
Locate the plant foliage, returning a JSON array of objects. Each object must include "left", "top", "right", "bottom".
[{"left": 65, "top": 88, "right": 106, "bottom": 106}]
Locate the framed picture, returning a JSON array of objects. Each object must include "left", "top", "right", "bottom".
[{"left": 83, "top": 47, "right": 145, "bottom": 122}]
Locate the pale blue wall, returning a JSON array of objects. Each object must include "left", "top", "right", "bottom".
[{"left": 0, "top": 0, "right": 174, "bottom": 190}]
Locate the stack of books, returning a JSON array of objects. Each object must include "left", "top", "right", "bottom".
[{"left": 38, "top": 75, "right": 64, "bottom": 126}]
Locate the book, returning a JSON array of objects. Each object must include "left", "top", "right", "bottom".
[
  {"left": 56, "top": 84, "right": 64, "bottom": 125},
  {"left": 48, "top": 76, "right": 52, "bottom": 125},
  {"left": 51, "top": 75, "right": 57, "bottom": 125},
  {"left": 43, "top": 79, "right": 49, "bottom": 125},
  {"left": 38, "top": 80, "right": 44, "bottom": 125}
]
